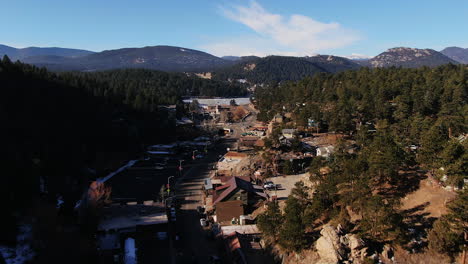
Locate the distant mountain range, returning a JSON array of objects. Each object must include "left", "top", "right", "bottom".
[
  {"left": 211, "top": 55, "right": 361, "bottom": 83},
  {"left": 0, "top": 44, "right": 94, "bottom": 61},
  {"left": 363, "top": 47, "right": 458, "bottom": 68},
  {"left": 440, "top": 46, "right": 468, "bottom": 64},
  {"left": 0, "top": 44, "right": 465, "bottom": 78},
  {"left": 0, "top": 44, "right": 233, "bottom": 72}
]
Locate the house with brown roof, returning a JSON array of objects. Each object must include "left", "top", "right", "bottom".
[
  {"left": 222, "top": 230, "right": 273, "bottom": 264},
  {"left": 215, "top": 200, "right": 245, "bottom": 225},
  {"left": 217, "top": 151, "right": 248, "bottom": 172},
  {"left": 254, "top": 139, "right": 265, "bottom": 148},
  {"left": 239, "top": 136, "right": 260, "bottom": 147},
  {"left": 212, "top": 177, "right": 268, "bottom": 225},
  {"left": 223, "top": 151, "right": 248, "bottom": 159}
]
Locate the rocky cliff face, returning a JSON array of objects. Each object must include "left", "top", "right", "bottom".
[
  {"left": 369, "top": 47, "right": 458, "bottom": 68},
  {"left": 315, "top": 224, "right": 369, "bottom": 264}
]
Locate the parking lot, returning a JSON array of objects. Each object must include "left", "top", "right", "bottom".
[{"left": 265, "top": 173, "right": 308, "bottom": 200}]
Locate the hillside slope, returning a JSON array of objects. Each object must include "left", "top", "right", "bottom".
[
  {"left": 440, "top": 46, "right": 468, "bottom": 64},
  {"left": 0, "top": 44, "right": 94, "bottom": 60},
  {"left": 369, "top": 47, "right": 458, "bottom": 68}
]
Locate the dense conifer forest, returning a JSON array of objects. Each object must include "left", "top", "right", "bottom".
[
  {"left": 0, "top": 56, "right": 247, "bottom": 245},
  {"left": 255, "top": 64, "right": 467, "bottom": 258}
]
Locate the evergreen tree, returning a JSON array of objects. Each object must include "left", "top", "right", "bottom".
[
  {"left": 257, "top": 201, "right": 283, "bottom": 240},
  {"left": 429, "top": 190, "right": 467, "bottom": 258},
  {"left": 279, "top": 196, "right": 307, "bottom": 251}
]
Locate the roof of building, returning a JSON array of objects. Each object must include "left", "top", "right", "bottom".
[
  {"left": 213, "top": 175, "right": 251, "bottom": 185},
  {"left": 147, "top": 143, "right": 177, "bottom": 150},
  {"left": 213, "top": 177, "right": 267, "bottom": 205},
  {"left": 221, "top": 225, "right": 260, "bottom": 235},
  {"left": 282, "top": 128, "right": 296, "bottom": 134},
  {"left": 254, "top": 139, "right": 265, "bottom": 147},
  {"left": 240, "top": 136, "right": 260, "bottom": 141},
  {"left": 216, "top": 200, "right": 245, "bottom": 223},
  {"left": 98, "top": 203, "right": 167, "bottom": 231},
  {"left": 224, "top": 151, "right": 248, "bottom": 158},
  {"left": 182, "top": 97, "right": 251, "bottom": 106},
  {"left": 204, "top": 178, "right": 213, "bottom": 190},
  {"left": 224, "top": 232, "right": 243, "bottom": 253},
  {"left": 176, "top": 117, "right": 194, "bottom": 126}
]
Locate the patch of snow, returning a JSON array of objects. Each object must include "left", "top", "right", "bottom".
[
  {"left": 56, "top": 195, "right": 64, "bottom": 209},
  {"left": 74, "top": 199, "right": 82, "bottom": 210},
  {"left": 180, "top": 48, "right": 187, "bottom": 52},
  {"left": 0, "top": 224, "right": 35, "bottom": 264},
  {"left": 97, "top": 160, "right": 138, "bottom": 183},
  {"left": 124, "top": 238, "right": 137, "bottom": 264}
]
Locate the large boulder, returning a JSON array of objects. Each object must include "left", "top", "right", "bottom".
[
  {"left": 345, "top": 234, "right": 366, "bottom": 261},
  {"left": 315, "top": 225, "right": 346, "bottom": 264}
]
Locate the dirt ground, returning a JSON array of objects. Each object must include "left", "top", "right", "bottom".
[
  {"left": 265, "top": 173, "right": 308, "bottom": 211},
  {"left": 400, "top": 178, "right": 457, "bottom": 218},
  {"left": 391, "top": 246, "right": 453, "bottom": 264}
]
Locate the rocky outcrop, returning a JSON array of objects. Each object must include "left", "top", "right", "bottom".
[
  {"left": 368, "top": 47, "right": 458, "bottom": 68},
  {"left": 316, "top": 224, "right": 346, "bottom": 264},
  {"left": 315, "top": 224, "right": 368, "bottom": 264}
]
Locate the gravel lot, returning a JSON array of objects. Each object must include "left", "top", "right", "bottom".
[{"left": 265, "top": 173, "right": 307, "bottom": 200}]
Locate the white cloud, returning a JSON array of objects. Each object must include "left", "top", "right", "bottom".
[{"left": 201, "top": 1, "right": 360, "bottom": 57}]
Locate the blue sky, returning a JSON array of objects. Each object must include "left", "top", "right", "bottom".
[{"left": 1, "top": 0, "right": 467, "bottom": 58}]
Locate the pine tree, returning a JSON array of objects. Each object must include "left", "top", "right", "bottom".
[
  {"left": 429, "top": 190, "right": 467, "bottom": 258},
  {"left": 257, "top": 201, "right": 283, "bottom": 240},
  {"left": 279, "top": 196, "right": 307, "bottom": 251}
]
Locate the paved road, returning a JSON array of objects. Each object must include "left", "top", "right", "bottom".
[
  {"left": 105, "top": 104, "right": 256, "bottom": 263},
  {"left": 171, "top": 108, "right": 258, "bottom": 263},
  {"left": 173, "top": 139, "right": 236, "bottom": 263}
]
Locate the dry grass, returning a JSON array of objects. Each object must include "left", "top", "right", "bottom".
[
  {"left": 390, "top": 246, "right": 452, "bottom": 264},
  {"left": 401, "top": 178, "right": 456, "bottom": 218}
]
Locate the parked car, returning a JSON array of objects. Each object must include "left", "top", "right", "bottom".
[
  {"left": 263, "top": 181, "right": 275, "bottom": 189},
  {"left": 200, "top": 218, "right": 208, "bottom": 227}
]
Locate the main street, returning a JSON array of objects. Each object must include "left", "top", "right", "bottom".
[
  {"left": 172, "top": 107, "right": 258, "bottom": 263},
  {"left": 105, "top": 104, "right": 258, "bottom": 263},
  {"left": 173, "top": 138, "right": 235, "bottom": 263}
]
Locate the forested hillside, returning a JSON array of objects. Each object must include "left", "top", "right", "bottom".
[
  {"left": 213, "top": 56, "right": 329, "bottom": 84},
  {"left": 255, "top": 64, "right": 467, "bottom": 259},
  {"left": 62, "top": 68, "right": 247, "bottom": 109},
  {"left": 0, "top": 57, "right": 246, "bottom": 246},
  {"left": 255, "top": 66, "right": 466, "bottom": 185}
]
